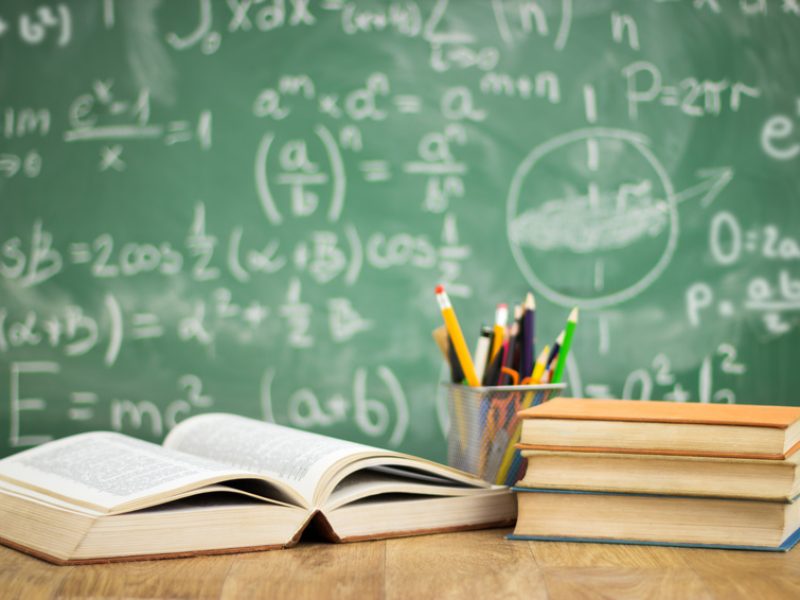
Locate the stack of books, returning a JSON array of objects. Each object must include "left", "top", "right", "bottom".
[{"left": 508, "top": 398, "right": 800, "bottom": 551}]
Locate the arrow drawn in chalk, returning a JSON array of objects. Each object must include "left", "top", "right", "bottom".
[{"left": 674, "top": 167, "right": 734, "bottom": 208}]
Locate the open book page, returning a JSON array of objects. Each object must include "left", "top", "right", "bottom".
[
  {"left": 0, "top": 479, "right": 104, "bottom": 515},
  {"left": 164, "top": 414, "right": 386, "bottom": 506},
  {"left": 0, "top": 432, "right": 262, "bottom": 513},
  {"left": 324, "top": 470, "right": 492, "bottom": 511}
]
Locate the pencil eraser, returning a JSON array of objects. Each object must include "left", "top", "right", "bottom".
[{"left": 435, "top": 284, "right": 444, "bottom": 294}]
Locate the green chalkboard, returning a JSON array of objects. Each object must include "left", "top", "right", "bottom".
[{"left": 1, "top": 0, "right": 799, "bottom": 460}]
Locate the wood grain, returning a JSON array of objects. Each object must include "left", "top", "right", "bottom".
[
  {"left": 0, "top": 545, "right": 65, "bottom": 600},
  {"left": 692, "top": 568, "right": 800, "bottom": 600},
  {"left": 221, "top": 540, "right": 384, "bottom": 600},
  {"left": 1, "top": 528, "right": 800, "bottom": 599},
  {"left": 529, "top": 540, "right": 692, "bottom": 568},
  {"left": 676, "top": 546, "right": 800, "bottom": 577},
  {"left": 540, "top": 567, "right": 714, "bottom": 600},
  {"left": 386, "top": 529, "right": 547, "bottom": 600},
  {"left": 55, "top": 553, "right": 232, "bottom": 599}
]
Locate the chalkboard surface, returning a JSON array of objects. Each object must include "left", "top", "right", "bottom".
[{"left": 2, "top": 0, "right": 799, "bottom": 460}]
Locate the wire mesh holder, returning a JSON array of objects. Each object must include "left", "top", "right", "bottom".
[{"left": 444, "top": 383, "right": 567, "bottom": 486}]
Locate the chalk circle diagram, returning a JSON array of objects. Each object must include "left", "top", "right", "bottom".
[{"left": 507, "top": 128, "right": 678, "bottom": 309}]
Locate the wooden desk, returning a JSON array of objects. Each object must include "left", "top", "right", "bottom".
[{"left": 2, "top": 528, "right": 799, "bottom": 599}]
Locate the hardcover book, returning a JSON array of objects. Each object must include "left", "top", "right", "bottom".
[
  {"left": 0, "top": 414, "right": 514, "bottom": 564},
  {"left": 510, "top": 488, "right": 800, "bottom": 552},
  {"left": 517, "top": 398, "right": 800, "bottom": 459},
  {"left": 519, "top": 449, "right": 800, "bottom": 500}
]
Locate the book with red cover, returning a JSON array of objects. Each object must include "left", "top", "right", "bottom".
[{"left": 517, "top": 398, "right": 800, "bottom": 459}]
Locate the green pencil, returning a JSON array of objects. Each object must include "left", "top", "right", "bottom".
[{"left": 551, "top": 307, "right": 579, "bottom": 383}]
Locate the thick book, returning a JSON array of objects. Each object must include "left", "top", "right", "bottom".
[
  {"left": 519, "top": 450, "right": 800, "bottom": 500},
  {"left": 0, "top": 414, "right": 514, "bottom": 564},
  {"left": 517, "top": 398, "right": 800, "bottom": 459},
  {"left": 509, "top": 488, "right": 800, "bottom": 552}
]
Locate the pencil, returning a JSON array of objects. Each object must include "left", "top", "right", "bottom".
[
  {"left": 510, "top": 304, "right": 524, "bottom": 376},
  {"left": 547, "top": 331, "right": 563, "bottom": 368},
  {"left": 482, "top": 339, "right": 506, "bottom": 386},
  {"left": 521, "top": 292, "right": 535, "bottom": 379},
  {"left": 500, "top": 311, "right": 520, "bottom": 386},
  {"left": 551, "top": 308, "right": 579, "bottom": 383},
  {"left": 447, "top": 335, "right": 465, "bottom": 384},
  {"left": 435, "top": 285, "right": 480, "bottom": 387},
  {"left": 431, "top": 326, "right": 449, "bottom": 362},
  {"left": 489, "top": 303, "right": 507, "bottom": 361},
  {"left": 473, "top": 326, "right": 492, "bottom": 383},
  {"left": 531, "top": 344, "right": 550, "bottom": 383}
]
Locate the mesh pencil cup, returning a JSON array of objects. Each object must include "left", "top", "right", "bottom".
[{"left": 444, "top": 383, "right": 566, "bottom": 485}]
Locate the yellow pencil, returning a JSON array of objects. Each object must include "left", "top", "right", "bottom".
[
  {"left": 435, "top": 285, "right": 479, "bottom": 386},
  {"left": 531, "top": 345, "right": 550, "bottom": 383},
  {"left": 435, "top": 285, "right": 477, "bottom": 455}
]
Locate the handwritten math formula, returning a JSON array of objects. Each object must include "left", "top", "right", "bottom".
[{"left": 1, "top": 0, "right": 798, "bottom": 460}]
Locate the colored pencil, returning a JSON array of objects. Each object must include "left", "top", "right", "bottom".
[
  {"left": 551, "top": 308, "right": 579, "bottom": 383},
  {"left": 547, "top": 331, "right": 563, "bottom": 368},
  {"left": 531, "top": 344, "right": 550, "bottom": 383},
  {"left": 433, "top": 292, "right": 579, "bottom": 483}
]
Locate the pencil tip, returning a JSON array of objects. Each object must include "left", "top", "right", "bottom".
[
  {"left": 525, "top": 292, "right": 535, "bottom": 309},
  {"left": 569, "top": 307, "right": 579, "bottom": 322}
]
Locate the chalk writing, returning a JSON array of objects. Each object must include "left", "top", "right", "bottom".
[{"left": 1, "top": 0, "right": 798, "bottom": 462}]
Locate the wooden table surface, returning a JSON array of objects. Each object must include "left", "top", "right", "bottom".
[{"left": 2, "top": 528, "right": 799, "bottom": 599}]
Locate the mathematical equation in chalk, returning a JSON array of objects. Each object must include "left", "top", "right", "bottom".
[
  {"left": 687, "top": 270, "right": 800, "bottom": 336},
  {"left": 261, "top": 365, "right": 409, "bottom": 447},
  {"left": 7, "top": 361, "right": 409, "bottom": 448},
  {"left": 683, "top": 210, "right": 800, "bottom": 335},
  {"left": 0, "top": 284, "right": 373, "bottom": 363},
  {"left": 581, "top": 344, "right": 747, "bottom": 405},
  {"left": 2, "top": 0, "right": 800, "bottom": 459},
  {"left": 0, "top": 208, "right": 471, "bottom": 295},
  {"left": 8, "top": 364, "right": 212, "bottom": 447},
  {"left": 0, "top": 3, "right": 71, "bottom": 47}
]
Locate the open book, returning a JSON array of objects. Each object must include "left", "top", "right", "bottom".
[{"left": 0, "top": 414, "right": 514, "bottom": 564}]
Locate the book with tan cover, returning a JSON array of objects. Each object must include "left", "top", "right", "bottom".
[
  {"left": 517, "top": 398, "right": 800, "bottom": 459},
  {"left": 518, "top": 450, "right": 800, "bottom": 500},
  {"left": 509, "top": 488, "right": 800, "bottom": 552},
  {"left": 0, "top": 414, "right": 514, "bottom": 564}
]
